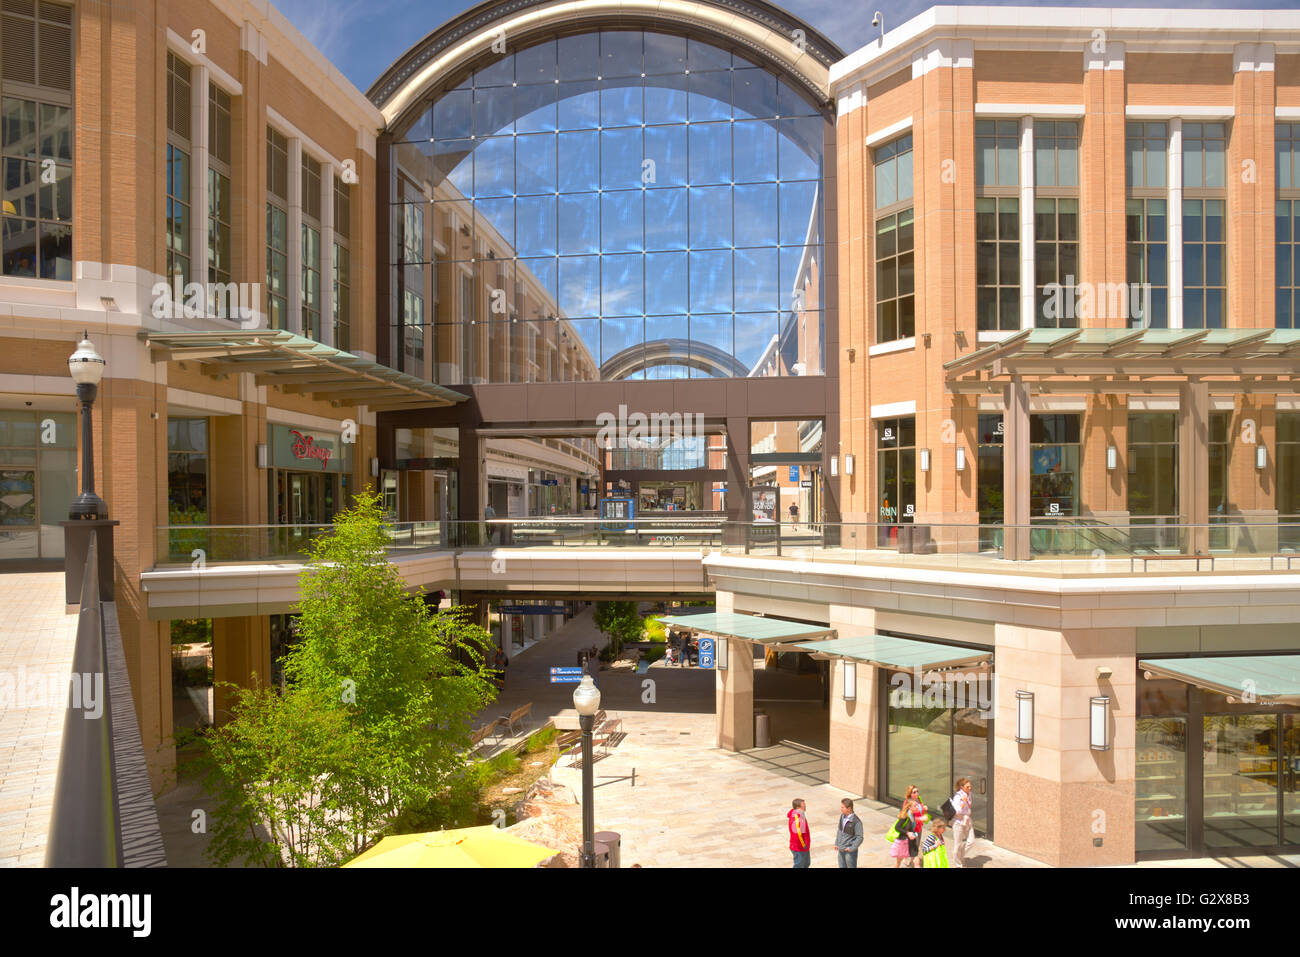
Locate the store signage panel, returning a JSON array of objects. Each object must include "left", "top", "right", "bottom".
[{"left": 269, "top": 424, "right": 350, "bottom": 473}]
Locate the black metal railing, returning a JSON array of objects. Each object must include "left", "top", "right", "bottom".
[{"left": 45, "top": 530, "right": 120, "bottom": 867}]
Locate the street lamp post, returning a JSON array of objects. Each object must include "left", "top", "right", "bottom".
[
  {"left": 572, "top": 673, "right": 601, "bottom": 868},
  {"left": 67, "top": 333, "right": 107, "bottom": 520}
]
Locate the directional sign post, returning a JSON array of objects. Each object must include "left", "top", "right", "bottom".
[
  {"left": 549, "top": 666, "right": 583, "bottom": 684},
  {"left": 697, "top": 636, "right": 715, "bottom": 670}
]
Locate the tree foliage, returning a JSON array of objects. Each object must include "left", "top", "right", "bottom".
[
  {"left": 199, "top": 489, "right": 499, "bottom": 867},
  {"left": 592, "top": 600, "right": 644, "bottom": 657}
]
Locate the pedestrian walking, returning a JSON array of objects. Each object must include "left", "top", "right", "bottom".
[
  {"left": 890, "top": 784, "right": 927, "bottom": 868},
  {"left": 833, "top": 798, "right": 864, "bottom": 867},
  {"left": 920, "top": 818, "right": 950, "bottom": 868},
  {"left": 788, "top": 798, "right": 811, "bottom": 868},
  {"left": 788, "top": 501, "right": 799, "bottom": 529},
  {"left": 493, "top": 646, "right": 508, "bottom": 690},
  {"left": 948, "top": 777, "right": 975, "bottom": 868}
]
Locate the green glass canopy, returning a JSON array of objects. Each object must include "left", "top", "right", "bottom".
[
  {"left": 1139, "top": 656, "right": 1300, "bottom": 706},
  {"left": 796, "top": 634, "right": 991, "bottom": 671},
  {"left": 657, "top": 612, "right": 835, "bottom": 644}
]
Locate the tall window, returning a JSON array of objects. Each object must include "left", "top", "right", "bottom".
[
  {"left": 1279, "top": 413, "right": 1300, "bottom": 549},
  {"left": 1209, "top": 410, "right": 1231, "bottom": 520},
  {"left": 874, "top": 134, "right": 914, "bottom": 343},
  {"left": 976, "top": 119, "right": 1020, "bottom": 332},
  {"left": 1126, "top": 122, "right": 1168, "bottom": 328},
  {"left": 1030, "top": 414, "right": 1080, "bottom": 517},
  {"left": 301, "top": 155, "right": 322, "bottom": 341},
  {"left": 207, "top": 83, "right": 233, "bottom": 316},
  {"left": 875, "top": 416, "right": 916, "bottom": 540},
  {"left": 1128, "top": 412, "right": 1178, "bottom": 519},
  {"left": 1278, "top": 124, "right": 1299, "bottom": 329},
  {"left": 1182, "top": 122, "right": 1227, "bottom": 328},
  {"left": 1033, "top": 120, "right": 1079, "bottom": 328},
  {"left": 0, "top": 0, "right": 73, "bottom": 279},
  {"left": 266, "top": 127, "right": 289, "bottom": 329},
  {"left": 167, "top": 418, "right": 209, "bottom": 524},
  {"left": 165, "top": 53, "right": 192, "bottom": 291},
  {"left": 333, "top": 175, "right": 352, "bottom": 351},
  {"left": 400, "top": 203, "right": 425, "bottom": 365}
]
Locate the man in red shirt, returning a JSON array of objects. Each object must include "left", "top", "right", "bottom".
[{"left": 788, "top": 797, "right": 811, "bottom": 868}]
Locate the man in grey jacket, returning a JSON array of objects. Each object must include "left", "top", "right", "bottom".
[{"left": 833, "top": 798, "right": 864, "bottom": 868}]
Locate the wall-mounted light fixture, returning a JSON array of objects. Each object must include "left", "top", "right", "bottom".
[
  {"left": 1015, "top": 691, "right": 1034, "bottom": 744},
  {"left": 1106, "top": 445, "right": 1118, "bottom": 471},
  {"left": 955, "top": 447, "right": 966, "bottom": 471},
  {"left": 716, "top": 635, "right": 728, "bottom": 671},
  {"left": 256, "top": 443, "right": 268, "bottom": 469},
  {"left": 830, "top": 455, "right": 838, "bottom": 477},
  {"left": 1090, "top": 695, "right": 1111, "bottom": 751},
  {"left": 845, "top": 454, "right": 855, "bottom": 476},
  {"left": 1256, "top": 445, "right": 1267, "bottom": 470},
  {"left": 843, "top": 661, "right": 857, "bottom": 701},
  {"left": 919, "top": 448, "right": 931, "bottom": 472},
  {"left": 370, "top": 457, "right": 380, "bottom": 478}
]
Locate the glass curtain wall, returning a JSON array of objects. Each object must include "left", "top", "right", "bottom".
[{"left": 389, "top": 31, "right": 828, "bottom": 383}]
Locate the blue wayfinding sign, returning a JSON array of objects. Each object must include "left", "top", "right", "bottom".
[
  {"left": 697, "top": 636, "right": 715, "bottom": 670},
  {"left": 549, "top": 666, "right": 583, "bottom": 684},
  {"left": 788, "top": 465, "right": 799, "bottom": 482}
]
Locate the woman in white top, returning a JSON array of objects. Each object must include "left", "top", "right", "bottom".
[{"left": 949, "top": 777, "right": 974, "bottom": 868}]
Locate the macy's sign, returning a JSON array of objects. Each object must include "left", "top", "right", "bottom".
[{"left": 290, "top": 430, "right": 332, "bottom": 469}]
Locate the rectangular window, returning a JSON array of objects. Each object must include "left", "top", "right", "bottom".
[
  {"left": 874, "top": 208, "right": 914, "bottom": 342},
  {"left": 1126, "top": 122, "right": 1167, "bottom": 190},
  {"left": 1126, "top": 198, "right": 1168, "bottom": 328},
  {"left": 1034, "top": 198, "right": 1079, "bottom": 327},
  {"left": 1127, "top": 412, "right": 1178, "bottom": 518},
  {"left": 266, "top": 127, "right": 289, "bottom": 329},
  {"left": 975, "top": 119, "right": 1019, "bottom": 188},
  {"left": 1182, "top": 122, "right": 1227, "bottom": 190},
  {"left": 1279, "top": 413, "right": 1300, "bottom": 550},
  {"left": 167, "top": 418, "right": 209, "bottom": 524},
  {"left": 1030, "top": 413, "right": 1081, "bottom": 517},
  {"left": 1278, "top": 125, "right": 1299, "bottom": 329},
  {"left": 1034, "top": 120, "right": 1079, "bottom": 189},
  {"left": 1, "top": 0, "right": 74, "bottom": 279},
  {"left": 1182, "top": 198, "right": 1225, "bottom": 328},
  {"left": 207, "top": 83, "right": 233, "bottom": 317},
  {"left": 165, "top": 53, "right": 192, "bottom": 291},
  {"left": 873, "top": 133, "right": 913, "bottom": 209},
  {"left": 333, "top": 175, "right": 352, "bottom": 351},
  {"left": 301, "top": 155, "right": 322, "bottom": 340},
  {"left": 976, "top": 196, "right": 1019, "bottom": 331},
  {"left": 875, "top": 416, "right": 916, "bottom": 538}
]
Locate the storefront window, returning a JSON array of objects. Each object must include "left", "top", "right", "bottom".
[
  {"left": 167, "top": 418, "right": 208, "bottom": 524},
  {"left": 0, "top": 409, "right": 75, "bottom": 559},
  {"left": 876, "top": 417, "right": 915, "bottom": 545},
  {"left": 1128, "top": 412, "right": 1178, "bottom": 548},
  {"left": 1029, "top": 413, "right": 1080, "bottom": 517},
  {"left": 976, "top": 413, "right": 1004, "bottom": 548},
  {"left": 1203, "top": 714, "right": 1281, "bottom": 849},
  {"left": 1279, "top": 413, "right": 1300, "bottom": 551}
]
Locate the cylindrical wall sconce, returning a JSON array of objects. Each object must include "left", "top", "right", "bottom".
[
  {"left": 843, "top": 660, "right": 857, "bottom": 701},
  {"left": 845, "top": 454, "right": 855, "bottom": 476},
  {"left": 830, "top": 455, "right": 838, "bottom": 477},
  {"left": 1256, "top": 445, "right": 1267, "bottom": 470},
  {"left": 716, "top": 635, "right": 728, "bottom": 671},
  {"left": 256, "top": 443, "right": 269, "bottom": 469},
  {"left": 955, "top": 447, "right": 966, "bottom": 471},
  {"left": 1015, "top": 691, "right": 1034, "bottom": 743},
  {"left": 919, "top": 448, "right": 931, "bottom": 472},
  {"left": 1106, "top": 445, "right": 1117, "bottom": 471},
  {"left": 1090, "top": 695, "right": 1111, "bottom": 751}
]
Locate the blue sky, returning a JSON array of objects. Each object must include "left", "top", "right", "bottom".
[{"left": 273, "top": 0, "right": 1299, "bottom": 95}]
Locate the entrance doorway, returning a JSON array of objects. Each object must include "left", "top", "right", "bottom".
[{"left": 272, "top": 470, "right": 340, "bottom": 525}]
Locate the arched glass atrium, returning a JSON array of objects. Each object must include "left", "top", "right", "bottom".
[{"left": 387, "top": 29, "right": 829, "bottom": 384}]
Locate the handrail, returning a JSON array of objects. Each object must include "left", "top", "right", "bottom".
[{"left": 45, "top": 529, "right": 120, "bottom": 867}]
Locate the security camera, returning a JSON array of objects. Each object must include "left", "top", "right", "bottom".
[{"left": 871, "top": 15, "right": 879, "bottom": 27}]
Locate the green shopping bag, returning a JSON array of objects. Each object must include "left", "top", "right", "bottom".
[{"left": 885, "top": 817, "right": 905, "bottom": 843}]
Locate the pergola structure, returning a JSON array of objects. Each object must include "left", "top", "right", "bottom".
[
  {"left": 944, "top": 328, "right": 1300, "bottom": 559},
  {"left": 142, "top": 330, "right": 467, "bottom": 411}
]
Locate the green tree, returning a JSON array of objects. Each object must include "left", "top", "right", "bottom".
[
  {"left": 199, "top": 489, "right": 499, "bottom": 866},
  {"left": 593, "top": 600, "right": 644, "bottom": 657}
]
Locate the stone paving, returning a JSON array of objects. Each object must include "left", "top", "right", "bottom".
[{"left": 0, "top": 570, "right": 80, "bottom": 867}]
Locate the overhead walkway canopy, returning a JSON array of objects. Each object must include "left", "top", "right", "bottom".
[
  {"left": 658, "top": 612, "right": 834, "bottom": 648},
  {"left": 142, "top": 330, "right": 468, "bottom": 411},
  {"left": 797, "top": 634, "right": 991, "bottom": 671},
  {"left": 1140, "top": 656, "right": 1300, "bottom": 706}
]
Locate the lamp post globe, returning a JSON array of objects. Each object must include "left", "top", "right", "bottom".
[
  {"left": 573, "top": 674, "right": 601, "bottom": 868},
  {"left": 68, "top": 333, "right": 107, "bottom": 520}
]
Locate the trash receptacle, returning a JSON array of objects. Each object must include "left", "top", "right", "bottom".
[
  {"left": 594, "top": 830, "right": 621, "bottom": 869},
  {"left": 755, "top": 710, "right": 771, "bottom": 748}
]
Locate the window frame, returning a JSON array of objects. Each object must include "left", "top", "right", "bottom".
[
  {"left": 300, "top": 152, "right": 323, "bottom": 341},
  {"left": 206, "top": 82, "right": 233, "bottom": 316},
  {"left": 1277, "top": 124, "right": 1299, "bottom": 330},
  {"left": 265, "top": 126, "right": 290, "bottom": 330},
  {"left": 1181, "top": 121, "right": 1228, "bottom": 329},
  {"left": 165, "top": 52, "right": 193, "bottom": 293}
]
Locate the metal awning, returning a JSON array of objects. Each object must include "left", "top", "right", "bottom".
[
  {"left": 796, "top": 635, "right": 992, "bottom": 671},
  {"left": 657, "top": 612, "right": 835, "bottom": 645},
  {"left": 1139, "top": 656, "right": 1300, "bottom": 706},
  {"left": 141, "top": 330, "right": 467, "bottom": 410},
  {"left": 944, "top": 328, "right": 1300, "bottom": 393}
]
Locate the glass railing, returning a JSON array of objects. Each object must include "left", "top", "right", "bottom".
[
  {"left": 155, "top": 521, "right": 443, "bottom": 566},
  {"left": 153, "top": 518, "right": 1300, "bottom": 573}
]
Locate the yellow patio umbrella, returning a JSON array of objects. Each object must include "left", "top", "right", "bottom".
[{"left": 343, "top": 825, "right": 558, "bottom": 868}]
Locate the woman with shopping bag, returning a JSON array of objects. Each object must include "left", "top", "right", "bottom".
[{"left": 888, "top": 784, "right": 928, "bottom": 868}]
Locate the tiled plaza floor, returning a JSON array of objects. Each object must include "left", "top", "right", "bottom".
[{"left": 0, "top": 570, "right": 80, "bottom": 867}]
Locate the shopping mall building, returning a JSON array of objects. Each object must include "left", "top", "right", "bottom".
[{"left": 4, "top": 1, "right": 1299, "bottom": 865}]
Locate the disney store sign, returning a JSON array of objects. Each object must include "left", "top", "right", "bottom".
[{"left": 290, "top": 429, "right": 332, "bottom": 469}]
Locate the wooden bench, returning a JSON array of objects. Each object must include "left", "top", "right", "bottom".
[
  {"left": 1268, "top": 553, "right": 1300, "bottom": 571},
  {"left": 559, "top": 711, "right": 623, "bottom": 762},
  {"left": 499, "top": 702, "right": 533, "bottom": 738},
  {"left": 469, "top": 718, "right": 505, "bottom": 752}
]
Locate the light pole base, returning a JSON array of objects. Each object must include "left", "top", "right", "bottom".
[{"left": 60, "top": 519, "right": 119, "bottom": 603}]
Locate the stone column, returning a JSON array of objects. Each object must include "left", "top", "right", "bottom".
[
  {"left": 723, "top": 415, "right": 749, "bottom": 546},
  {"left": 212, "top": 616, "right": 272, "bottom": 724},
  {"left": 828, "top": 604, "right": 878, "bottom": 797},
  {"left": 1179, "top": 378, "right": 1210, "bottom": 554},
  {"left": 1003, "top": 376, "right": 1031, "bottom": 559}
]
